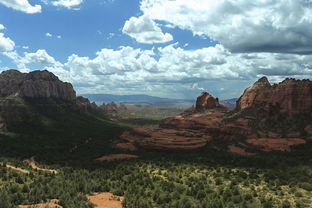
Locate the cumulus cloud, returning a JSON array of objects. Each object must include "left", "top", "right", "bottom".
[
  {"left": 3, "top": 49, "right": 63, "bottom": 70},
  {"left": 122, "top": 15, "right": 173, "bottom": 44},
  {"left": 45, "top": 32, "right": 52, "bottom": 37},
  {"left": 24, "top": 49, "right": 62, "bottom": 66},
  {"left": 0, "top": 0, "right": 41, "bottom": 13},
  {"left": 0, "top": 33, "right": 15, "bottom": 51},
  {"left": 59, "top": 44, "right": 312, "bottom": 96},
  {"left": 0, "top": 24, "right": 5, "bottom": 30},
  {"left": 4, "top": 44, "right": 312, "bottom": 98},
  {"left": 52, "top": 0, "right": 83, "bottom": 9},
  {"left": 140, "top": 0, "right": 312, "bottom": 54}
]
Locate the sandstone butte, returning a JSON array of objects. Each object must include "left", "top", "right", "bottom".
[
  {"left": 0, "top": 69, "right": 76, "bottom": 101},
  {"left": 118, "top": 77, "right": 312, "bottom": 155},
  {"left": 0, "top": 69, "right": 99, "bottom": 129}
]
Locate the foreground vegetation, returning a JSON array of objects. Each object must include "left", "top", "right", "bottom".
[
  {"left": 0, "top": 105, "right": 312, "bottom": 208},
  {"left": 1, "top": 150, "right": 312, "bottom": 208}
]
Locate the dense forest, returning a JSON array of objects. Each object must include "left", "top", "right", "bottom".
[{"left": 1, "top": 150, "right": 312, "bottom": 208}]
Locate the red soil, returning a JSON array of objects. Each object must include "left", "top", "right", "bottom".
[{"left": 88, "top": 193, "right": 123, "bottom": 208}]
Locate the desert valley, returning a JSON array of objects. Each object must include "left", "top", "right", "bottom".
[
  {"left": 0, "top": 69, "right": 311, "bottom": 208},
  {"left": 1, "top": 0, "right": 312, "bottom": 207}
]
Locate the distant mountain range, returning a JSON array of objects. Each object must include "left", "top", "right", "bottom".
[
  {"left": 220, "top": 98, "right": 237, "bottom": 110},
  {"left": 81, "top": 94, "right": 238, "bottom": 105},
  {"left": 222, "top": 98, "right": 237, "bottom": 103},
  {"left": 81, "top": 94, "right": 195, "bottom": 104}
]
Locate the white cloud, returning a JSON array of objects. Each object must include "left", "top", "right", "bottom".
[
  {"left": 45, "top": 32, "right": 62, "bottom": 39},
  {"left": 0, "top": 0, "right": 41, "bottom": 14},
  {"left": 4, "top": 44, "right": 312, "bottom": 98},
  {"left": 45, "top": 32, "right": 53, "bottom": 37},
  {"left": 52, "top": 0, "right": 83, "bottom": 9},
  {"left": 60, "top": 44, "right": 312, "bottom": 97},
  {"left": 22, "top": 46, "right": 29, "bottom": 49},
  {"left": 122, "top": 15, "right": 173, "bottom": 44},
  {"left": 140, "top": 0, "right": 312, "bottom": 54},
  {"left": 24, "top": 49, "right": 61, "bottom": 66},
  {"left": 0, "top": 33, "right": 15, "bottom": 51},
  {"left": 3, "top": 49, "right": 63, "bottom": 70},
  {"left": 0, "top": 24, "right": 5, "bottom": 30}
]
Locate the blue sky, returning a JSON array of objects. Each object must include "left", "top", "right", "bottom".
[{"left": 0, "top": 0, "right": 312, "bottom": 99}]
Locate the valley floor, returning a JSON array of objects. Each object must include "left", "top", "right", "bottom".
[{"left": 0, "top": 110, "right": 312, "bottom": 208}]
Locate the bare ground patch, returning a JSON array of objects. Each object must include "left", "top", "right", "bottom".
[
  {"left": 19, "top": 199, "right": 62, "bottom": 208},
  {"left": 96, "top": 154, "right": 138, "bottom": 161},
  {"left": 88, "top": 192, "right": 123, "bottom": 208}
]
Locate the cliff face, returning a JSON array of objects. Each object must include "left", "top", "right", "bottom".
[
  {"left": 0, "top": 69, "right": 99, "bottom": 129},
  {"left": 0, "top": 70, "right": 76, "bottom": 101},
  {"left": 237, "top": 77, "right": 312, "bottom": 116}
]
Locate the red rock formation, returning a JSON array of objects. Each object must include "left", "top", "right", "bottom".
[
  {"left": 237, "top": 77, "right": 312, "bottom": 116},
  {"left": 0, "top": 69, "right": 103, "bottom": 128},
  {"left": 195, "top": 92, "right": 220, "bottom": 111},
  {"left": 119, "top": 80, "right": 312, "bottom": 154},
  {"left": 246, "top": 138, "right": 306, "bottom": 152},
  {"left": 0, "top": 69, "right": 76, "bottom": 101},
  {"left": 236, "top": 77, "right": 271, "bottom": 110},
  {"left": 21, "top": 70, "right": 76, "bottom": 101}
]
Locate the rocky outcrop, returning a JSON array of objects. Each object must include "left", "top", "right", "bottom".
[
  {"left": 195, "top": 92, "right": 220, "bottom": 111},
  {"left": 237, "top": 77, "right": 312, "bottom": 116},
  {"left": 76, "top": 96, "right": 98, "bottom": 112},
  {"left": 21, "top": 71, "right": 76, "bottom": 101},
  {"left": 0, "top": 70, "right": 76, "bottom": 101},
  {"left": 0, "top": 69, "right": 103, "bottom": 128},
  {"left": 0, "top": 70, "right": 25, "bottom": 96},
  {"left": 98, "top": 102, "right": 127, "bottom": 118},
  {"left": 99, "top": 102, "right": 127, "bottom": 114},
  {"left": 119, "top": 79, "right": 312, "bottom": 153}
]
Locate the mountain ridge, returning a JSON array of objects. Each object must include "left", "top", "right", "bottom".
[{"left": 81, "top": 93, "right": 194, "bottom": 104}]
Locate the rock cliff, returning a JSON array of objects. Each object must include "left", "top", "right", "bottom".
[
  {"left": 0, "top": 69, "right": 101, "bottom": 129},
  {"left": 0, "top": 69, "right": 76, "bottom": 101},
  {"left": 237, "top": 77, "right": 312, "bottom": 116}
]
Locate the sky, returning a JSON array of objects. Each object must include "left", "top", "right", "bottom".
[{"left": 0, "top": 0, "right": 312, "bottom": 99}]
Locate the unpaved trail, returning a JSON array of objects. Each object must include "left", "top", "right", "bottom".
[
  {"left": 0, "top": 162, "right": 30, "bottom": 174},
  {"left": 24, "top": 156, "right": 58, "bottom": 174}
]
